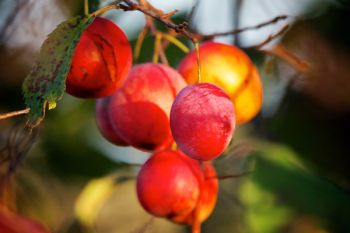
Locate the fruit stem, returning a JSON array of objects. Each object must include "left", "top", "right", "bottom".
[
  {"left": 193, "top": 39, "right": 202, "bottom": 83},
  {"left": 171, "top": 142, "right": 177, "bottom": 150},
  {"left": 84, "top": 0, "right": 89, "bottom": 16},
  {"left": 0, "top": 108, "right": 30, "bottom": 121},
  {"left": 134, "top": 26, "right": 149, "bottom": 61},
  {"left": 191, "top": 220, "right": 201, "bottom": 233},
  {"left": 162, "top": 33, "right": 190, "bottom": 53},
  {"left": 152, "top": 32, "right": 162, "bottom": 64}
]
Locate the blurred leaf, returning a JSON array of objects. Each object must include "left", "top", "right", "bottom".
[
  {"left": 41, "top": 97, "right": 122, "bottom": 180},
  {"left": 22, "top": 16, "right": 95, "bottom": 128},
  {"left": 75, "top": 175, "right": 117, "bottom": 227},
  {"left": 239, "top": 143, "right": 350, "bottom": 233}
]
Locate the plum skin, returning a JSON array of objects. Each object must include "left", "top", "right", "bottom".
[
  {"left": 137, "top": 150, "right": 201, "bottom": 219},
  {"left": 66, "top": 17, "right": 132, "bottom": 98},
  {"left": 178, "top": 41, "right": 263, "bottom": 124},
  {"left": 136, "top": 150, "right": 218, "bottom": 225},
  {"left": 108, "top": 63, "right": 187, "bottom": 152},
  {"left": 95, "top": 97, "right": 128, "bottom": 146},
  {"left": 170, "top": 83, "right": 235, "bottom": 161}
]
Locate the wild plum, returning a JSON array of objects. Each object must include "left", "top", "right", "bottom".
[{"left": 66, "top": 17, "right": 132, "bottom": 98}]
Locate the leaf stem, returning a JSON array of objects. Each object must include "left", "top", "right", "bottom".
[{"left": 0, "top": 108, "right": 30, "bottom": 121}]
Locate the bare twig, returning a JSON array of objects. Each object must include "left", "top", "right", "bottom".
[
  {"left": 262, "top": 44, "right": 309, "bottom": 73},
  {"left": 199, "top": 15, "right": 289, "bottom": 40},
  {"left": 161, "top": 10, "right": 178, "bottom": 19},
  {"left": 0, "top": 108, "right": 30, "bottom": 121},
  {"left": 233, "top": 0, "right": 243, "bottom": 45},
  {"left": 0, "top": 122, "right": 38, "bottom": 175},
  {"left": 248, "top": 24, "right": 290, "bottom": 49},
  {"left": 206, "top": 171, "right": 253, "bottom": 180},
  {"left": 134, "top": 26, "right": 148, "bottom": 61},
  {"left": 94, "top": 0, "right": 292, "bottom": 57},
  {"left": 117, "top": 0, "right": 195, "bottom": 41}
]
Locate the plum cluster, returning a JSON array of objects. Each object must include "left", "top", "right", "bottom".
[{"left": 65, "top": 17, "right": 263, "bottom": 229}]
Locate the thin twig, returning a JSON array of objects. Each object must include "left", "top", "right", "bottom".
[
  {"left": 0, "top": 122, "right": 38, "bottom": 176},
  {"left": 199, "top": 15, "right": 289, "bottom": 40},
  {"left": 152, "top": 32, "right": 162, "bottom": 64},
  {"left": 95, "top": 0, "right": 291, "bottom": 46},
  {"left": 261, "top": 44, "right": 309, "bottom": 73},
  {"left": 248, "top": 24, "right": 290, "bottom": 49},
  {"left": 206, "top": 171, "right": 253, "bottom": 180},
  {"left": 233, "top": 0, "right": 243, "bottom": 45},
  {"left": 134, "top": 26, "right": 149, "bottom": 61},
  {"left": 118, "top": 0, "right": 195, "bottom": 41},
  {"left": 91, "top": 4, "right": 120, "bottom": 17},
  {"left": 137, "top": 0, "right": 170, "bottom": 65},
  {"left": 161, "top": 10, "right": 178, "bottom": 19},
  {"left": 161, "top": 33, "right": 189, "bottom": 53},
  {"left": 0, "top": 108, "right": 30, "bottom": 121}
]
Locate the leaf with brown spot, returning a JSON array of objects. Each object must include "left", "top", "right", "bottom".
[{"left": 22, "top": 15, "right": 95, "bottom": 128}]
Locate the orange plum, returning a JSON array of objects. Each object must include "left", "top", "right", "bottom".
[{"left": 178, "top": 41, "right": 263, "bottom": 124}]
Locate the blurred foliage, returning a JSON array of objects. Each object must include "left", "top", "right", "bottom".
[
  {"left": 41, "top": 96, "right": 124, "bottom": 180},
  {"left": 240, "top": 143, "right": 350, "bottom": 233},
  {"left": 0, "top": 1, "right": 350, "bottom": 233}
]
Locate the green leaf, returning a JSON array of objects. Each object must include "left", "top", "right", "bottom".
[{"left": 22, "top": 15, "right": 95, "bottom": 128}]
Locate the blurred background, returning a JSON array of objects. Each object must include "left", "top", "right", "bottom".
[{"left": 0, "top": 0, "right": 350, "bottom": 232}]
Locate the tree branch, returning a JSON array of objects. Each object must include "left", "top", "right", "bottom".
[
  {"left": 247, "top": 24, "right": 290, "bottom": 49},
  {"left": 198, "top": 15, "right": 289, "bottom": 40},
  {"left": 262, "top": 44, "right": 309, "bottom": 73},
  {"left": 117, "top": 0, "right": 196, "bottom": 41},
  {"left": 96, "top": 1, "right": 291, "bottom": 46}
]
